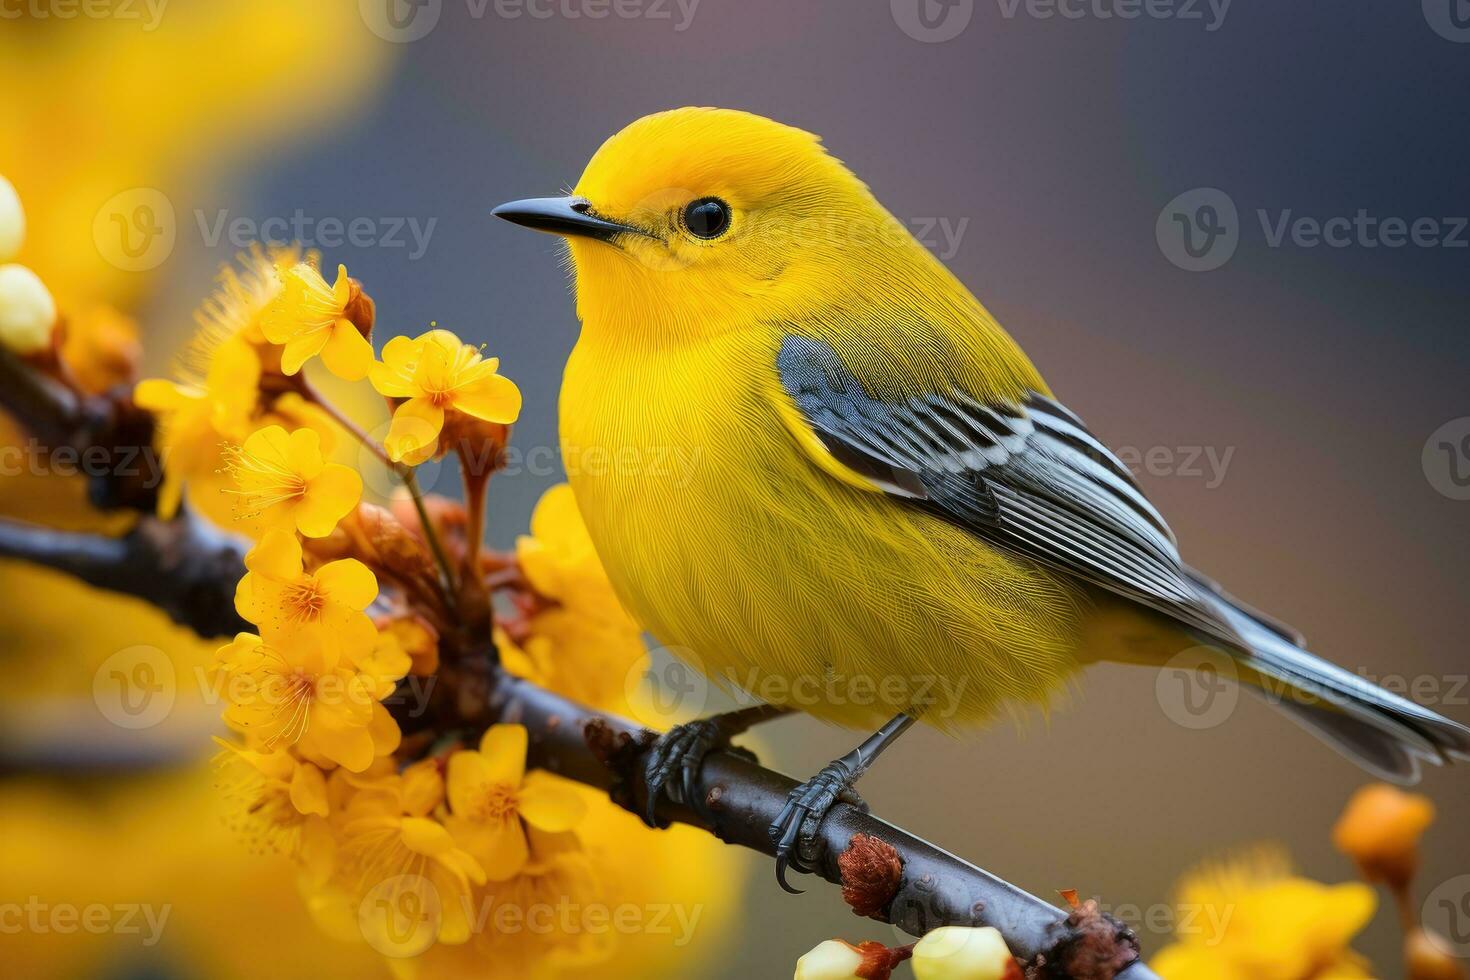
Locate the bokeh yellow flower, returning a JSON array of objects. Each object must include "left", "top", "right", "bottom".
[
  {"left": 1332, "top": 783, "right": 1435, "bottom": 889},
  {"left": 223, "top": 424, "right": 363, "bottom": 538},
  {"left": 234, "top": 529, "right": 379, "bottom": 655},
  {"left": 331, "top": 772, "right": 488, "bottom": 949},
  {"left": 1151, "top": 847, "right": 1377, "bottom": 980},
  {"left": 262, "top": 262, "right": 373, "bottom": 380},
  {"left": 507, "top": 483, "right": 649, "bottom": 714},
  {"left": 135, "top": 332, "right": 261, "bottom": 518},
  {"left": 134, "top": 248, "right": 343, "bottom": 525},
  {"left": 215, "top": 631, "right": 402, "bottom": 772},
  {"left": 445, "top": 723, "right": 588, "bottom": 880},
  {"left": 370, "top": 328, "right": 522, "bottom": 465},
  {"left": 213, "top": 737, "right": 330, "bottom": 857}
]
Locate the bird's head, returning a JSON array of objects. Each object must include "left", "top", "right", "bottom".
[{"left": 495, "top": 107, "right": 923, "bottom": 343}]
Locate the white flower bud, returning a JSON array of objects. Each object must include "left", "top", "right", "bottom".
[
  {"left": 794, "top": 939, "right": 865, "bottom": 980},
  {"left": 0, "top": 264, "right": 57, "bottom": 354},
  {"left": 911, "top": 926, "right": 1016, "bottom": 980},
  {"left": 0, "top": 176, "right": 23, "bottom": 261}
]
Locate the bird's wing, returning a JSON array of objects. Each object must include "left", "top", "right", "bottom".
[{"left": 775, "top": 334, "right": 1243, "bottom": 647}]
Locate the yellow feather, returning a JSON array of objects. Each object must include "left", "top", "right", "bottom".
[{"left": 551, "top": 108, "right": 1094, "bottom": 732}]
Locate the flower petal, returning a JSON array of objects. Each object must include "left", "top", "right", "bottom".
[
  {"left": 280, "top": 329, "right": 329, "bottom": 376},
  {"left": 296, "top": 464, "right": 362, "bottom": 538},
  {"left": 314, "top": 559, "right": 378, "bottom": 609},
  {"left": 453, "top": 372, "right": 522, "bottom": 424},
  {"left": 245, "top": 529, "right": 304, "bottom": 580},
  {"left": 477, "top": 724, "right": 528, "bottom": 786},
  {"left": 518, "top": 772, "right": 588, "bottom": 832},
  {"left": 320, "top": 319, "right": 373, "bottom": 381},
  {"left": 290, "top": 762, "right": 331, "bottom": 816},
  {"left": 383, "top": 398, "right": 444, "bottom": 463}
]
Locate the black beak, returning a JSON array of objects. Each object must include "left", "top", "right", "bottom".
[{"left": 492, "top": 196, "right": 648, "bottom": 242}]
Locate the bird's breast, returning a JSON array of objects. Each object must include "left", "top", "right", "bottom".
[{"left": 558, "top": 325, "right": 1085, "bottom": 730}]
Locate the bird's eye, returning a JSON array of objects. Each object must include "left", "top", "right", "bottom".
[{"left": 682, "top": 197, "right": 731, "bottom": 239}]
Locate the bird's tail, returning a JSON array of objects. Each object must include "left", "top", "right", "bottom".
[{"left": 1195, "top": 574, "right": 1470, "bottom": 784}]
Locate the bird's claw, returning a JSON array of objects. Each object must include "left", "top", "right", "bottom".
[
  {"left": 640, "top": 718, "right": 727, "bottom": 828},
  {"left": 768, "top": 761, "right": 866, "bottom": 894}
]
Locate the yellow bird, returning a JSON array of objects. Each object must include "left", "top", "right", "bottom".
[{"left": 495, "top": 107, "right": 1469, "bottom": 889}]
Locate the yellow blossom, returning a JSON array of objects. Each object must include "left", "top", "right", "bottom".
[
  {"left": 0, "top": 263, "right": 57, "bottom": 354},
  {"left": 506, "top": 484, "right": 649, "bottom": 715},
  {"left": 234, "top": 529, "right": 379, "bottom": 655},
  {"left": 135, "top": 333, "right": 261, "bottom": 518},
  {"left": 212, "top": 737, "right": 330, "bottom": 858},
  {"left": 223, "top": 425, "right": 362, "bottom": 538},
  {"left": 262, "top": 262, "right": 373, "bottom": 380},
  {"left": 445, "top": 724, "right": 587, "bottom": 881},
  {"left": 1332, "top": 782, "right": 1435, "bottom": 888},
  {"left": 331, "top": 775, "right": 487, "bottom": 949},
  {"left": 215, "top": 631, "right": 402, "bottom": 772},
  {"left": 1151, "top": 848, "right": 1377, "bottom": 980},
  {"left": 0, "top": 174, "right": 23, "bottom": 261},
  {"left": 370, "top": 328, "right": 521, "bottom": 465}
]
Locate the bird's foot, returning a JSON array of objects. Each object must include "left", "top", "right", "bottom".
[
  {"left": 768, "top": 761, "right": 869, "bottom": 894},
  {"left": 641, "top": 717, "right": 758, "bottom": 827}
]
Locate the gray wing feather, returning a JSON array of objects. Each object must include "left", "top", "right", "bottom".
[{"left": 777, "top": 335, "right": 1241, "bottom": 646}]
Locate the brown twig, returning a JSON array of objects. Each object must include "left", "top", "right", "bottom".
[{"left": 0, "top": 349, "right": 1159, "bottom": 980}]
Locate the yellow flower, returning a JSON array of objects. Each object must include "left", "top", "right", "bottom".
[
  {"left": 333, "top": 777, "right": 487, "bottom": 948},
  {"left": 215, "top": 631, "right": 403, "bottom": 772},
  {"left": 507, "top": 484, "right": 649, "bottom": 715},
  {"left": 1151, "top": 848, "right": 1377, "bottom": 980},
  {"left": 445, "top": 724, "right": 587, "bottom": 880},
  {"left": 0, "top": 173, "right": 22, "bottom": 261},
  {"left": 911, "top": 927, "right": 1017, "bottom": 980},
  {"left": 1332, "top": 783, "right": 1435, "bottom": 888},
  {"left": 223, "top": 424, "right": 363, "bottom": 538},
  {"left": 234, "top": 529, "right": 379, "bottom": 655},
  {"left": 0, "top": 263, "right": 57, "bottom": 354},
  {"left": 262, "top": 261, "right": 373, "bottom": 380},
  {"left": 136, "top": 333, "right": 261, "bottom": 518},
  {"left": 370, "top": 328, "right": 521, "bottom": 465},
  {"left": 211, "top": 737, "right": 330, "bottom": 857}
]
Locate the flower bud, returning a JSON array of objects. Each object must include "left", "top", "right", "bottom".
[
  {"left": 0, "top": 263, "right": 57, "bottom": 354},
  {"left": 0, "top": 175, "right": 23, "bottom": 261},
  {"left": 1332, "top": 783, "right": 1434, "bottom": 889},
  {"left": 911, "top": 927, "right": 1018, "bottom": 980},
  {"left": 793, "top": 940, "right": 865, "bottom": 980}
]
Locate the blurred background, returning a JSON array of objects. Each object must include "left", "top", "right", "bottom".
[{"left": 1, "top": 1, "right": 1467, "bottom": 976}]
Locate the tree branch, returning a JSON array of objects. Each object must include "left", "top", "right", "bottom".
[
  {"left": 0, "top": 514, "right": 1158, "bottom": 978},
  {"left": 0, "top": 347, "right": 1160, "bottom": 977},
  {"left": 0, "top": 514, "right": 249, "bottom": 638}
]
